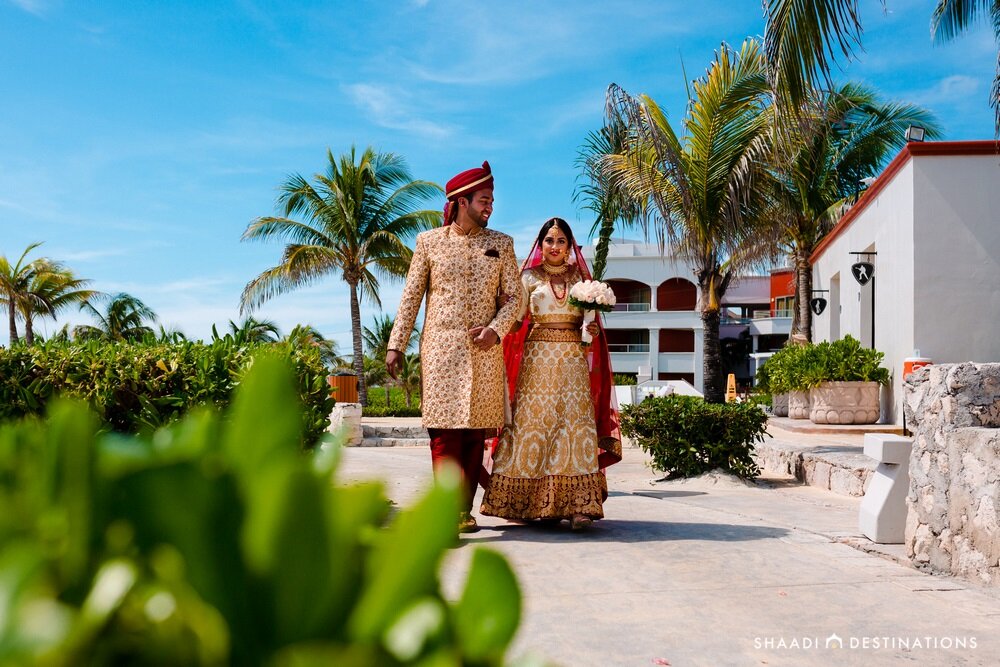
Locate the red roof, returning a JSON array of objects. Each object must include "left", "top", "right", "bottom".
[{"left": 810, "top": 141, "right": 1000, "bottom": 263}]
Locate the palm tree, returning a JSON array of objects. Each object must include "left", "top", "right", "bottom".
[
  {"left": 767, "top": 82, "right": 941, "bottom": 342},
  {"left": 19, "top": 259, "right": 97, "bottom": 345},
  {"left": 764, "top": 0, "right": 1000, "bottom": 131},
  {"left": 397, "top": 352, "right": 421, "bottom": 408},
  {"left": 240, "top": 147, "right": 441, "bottom": 406},
  {"left": 75, "top": 293, "right": 157, "bottom": 342},
  {"left": 285, "top": 324, "right": 344, "bottom": 368},
  {"left": 574, "top": 116, "right": 646, "bottom": 280},
  {"left": 602, "top": 40, "right": 775, "bottom": 403},
  {"left": 157, "top": 325, "right": 188, "bottom": 344},
  {"left": 223, "top": 317, "right": 282, "bottom": 345},
  {"left": 1, "top": 242, "right": 44, "bottom": 344},
  {"left": 363, "top": 313, "right": 399, "bottom": 404}
]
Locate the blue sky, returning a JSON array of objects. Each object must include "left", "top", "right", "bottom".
[{"left": 1, "top": 0, "right": 996, "bottom": 351}]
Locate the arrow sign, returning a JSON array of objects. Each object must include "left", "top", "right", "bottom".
[
  {"left": 851, "top": 262, "right": 874, "bottom": 286},
  {"left": 810, "top": 297, "right": 828, "bottom": 316}
]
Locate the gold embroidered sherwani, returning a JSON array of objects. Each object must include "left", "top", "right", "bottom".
[{"left": 388, "top": 225, "right": 521, "bottom": 429}]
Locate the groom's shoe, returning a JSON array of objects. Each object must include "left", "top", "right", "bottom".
[{"left": 458, "top": 512, "right": 480, "bottom": 534}]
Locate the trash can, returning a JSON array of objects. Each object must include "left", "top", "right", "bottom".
[
  {"left": 328, "top": 373, "right": 358, "bottom": 403},
  {"left": 903, "top": 351, "right": 932, "bottom": 379}
]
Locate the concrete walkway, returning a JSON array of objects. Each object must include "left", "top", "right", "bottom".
[{"left": 336, "top": 445, "right": 1000, "bottom": 666}]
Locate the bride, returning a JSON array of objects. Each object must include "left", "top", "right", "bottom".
[{"left": 480, "top": 217, "right": 621, "bottom": 530}]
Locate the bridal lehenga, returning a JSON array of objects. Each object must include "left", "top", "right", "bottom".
[{"left": 481, "top": 250, "right": 621, "bottom": 524}]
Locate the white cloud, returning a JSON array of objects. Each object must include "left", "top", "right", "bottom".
[
  {"left": 908, "top": 74, "right": 981, "bottom": 107},
  {"left": 344, "top": 83, "right": 454, "bottom": 139},
  {"left": 7, "top": 0, "right": 49, "bottom": 16}
]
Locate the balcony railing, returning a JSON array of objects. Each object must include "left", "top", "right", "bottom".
[
  {"left": 752, "top": 309, "right": 793, "bottom": 319},
  {"left": 611, "top": 303, "right": 651, "bottom": 312},
  {"left": 607, "top": 344, "right": 650, "bottom": 353}
]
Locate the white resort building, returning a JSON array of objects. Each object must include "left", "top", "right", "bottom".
[
  {"left": 810, "top": 140, "right": 1000, "bottom": 425},
  {"left": 580, "top": 241, "right": 792, "bottom": 394}
]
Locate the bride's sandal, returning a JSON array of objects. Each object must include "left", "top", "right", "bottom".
[{"left": 570, "top": 514, "right": 593, "bottom": 531}]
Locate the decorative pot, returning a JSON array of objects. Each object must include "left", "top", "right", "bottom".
[
  {"left": 772, "top": 392, "right": 789, "bottom": 417},
  {"left": 809, "top": 381, "right": 880, "bottom": 425},
  {"left": 788, "top": 390, "right": 811, "bottom": 419}
]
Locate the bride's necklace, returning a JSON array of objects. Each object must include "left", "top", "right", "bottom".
[{"left": 543, "top": 262, "right": 569, "bottom": 304}]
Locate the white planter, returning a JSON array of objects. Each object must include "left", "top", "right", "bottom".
[
  {"left": 772, "top": 392, "right": 789, "bottom": 417},
  {"left": 809, "top": 382, "right": 880, "bottom": 425},
  {"left": 788, "top": 390, "right": 811, "bottom": 419}
]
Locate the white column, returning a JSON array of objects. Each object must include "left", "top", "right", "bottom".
[
  {"left": 648, "top": 328, "right": 659, "bottom": 380},
  {"left": 692, "top": 323, "right": 704, "bottom": 392}
]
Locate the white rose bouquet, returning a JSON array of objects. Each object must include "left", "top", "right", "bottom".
[{"left": 568, "top": 280, "right": 616, "bottom": 344}]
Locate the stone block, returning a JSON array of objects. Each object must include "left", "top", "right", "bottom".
[{"left": 863, "top": 433, "right": 912, "bottom": 465}]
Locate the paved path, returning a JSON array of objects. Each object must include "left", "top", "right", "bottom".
[{"left": 336, "top": 446, "right": 1000, "bottom": 667}]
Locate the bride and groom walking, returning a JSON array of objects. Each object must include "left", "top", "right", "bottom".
[{"left": 385, "top": 161, "right": 621, "bottom": 533}]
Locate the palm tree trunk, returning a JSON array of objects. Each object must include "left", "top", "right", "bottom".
[
  {"left": 348, "top": 281, "right": 368, "bottom": 406},
  {"left": 24, "top": 316, "right": 34, "bottom": 346},
  {"left": 7, "top": 292, "right": 19, "bottom": 344},
  {"left": 702, "top": 307, "right": 724, "bottom": 404},
  {"left": 792, "top": 246, "right": 812, "bottom": 344}
]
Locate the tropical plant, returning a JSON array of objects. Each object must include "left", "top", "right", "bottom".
[
  {"left": 0, "top": 356, "right": 522, "bottom": 665},
  {"left": 1, "top": 242, "right": 44, "bottom": 344},
  {"left": 18, "top": 258, "right": 97, "bottom": 345},
  {"left": 74, "top": 292, "right": 157, "bottom": 342},
  {"left": 218, "top": 316, "right": 282, "bottom": 345},
  {"left": 602, "top": 39, "right": 776, "bottom": 403},
  {"left": 363, "top": 354, "right": 390, "bottom": 405},
  {"left": 763, "top": 0, "right": 1000, "bottom": 132},
  {"left": 285, "top": 323, "right": 344, "bottom": 368},
  {"left": 798, "top": 334, "right": 891, "bottom": 387},
  {"left": 363, "top": 314, "right": 417, "bottom": 404},
  {"left": 396, "top": 352, "right": 421, "bottom": 408},
  {"left": 240, "top": 147, "right": 441, "bottom": 406},
  {"left": 574, "top": 116, "right": 646, "bottom": 280},
  {"left": 765, "top": 82, "right": 941, "bottom": 342},
  {"left": 0, "top": 338, "right": 333, "bottom": 443},
  {"left": 621, "top": 394, "right": 768, "bottom": 479}
]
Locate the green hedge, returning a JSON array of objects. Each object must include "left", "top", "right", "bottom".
[
  {"left": 364, "top": 386, "right": 421, "bottom": 417},
  {"left": 0, "top": 356, "right": 522, "bottom": 665},
  {"left": 621, "top": 394, "right": 768, "bottom": 479},
  {"left": 0, "top": 339, "right": 333, "bottom": 445}
]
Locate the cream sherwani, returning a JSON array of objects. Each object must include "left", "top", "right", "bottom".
[{"left": 388, "top": 224, "right": 521, "bottom": 429}]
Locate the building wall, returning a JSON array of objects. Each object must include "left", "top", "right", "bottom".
[
  {"left": 811, "top": 160, "right": 917, "bottom": 424},
  {"left": 912, "top": 154, "right": 1000, "bottom": 365}
]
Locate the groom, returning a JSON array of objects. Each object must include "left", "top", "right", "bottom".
[{"left": 386, "top": 161, "right": 521, "bottom": 532}]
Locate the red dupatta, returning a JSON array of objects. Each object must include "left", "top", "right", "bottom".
[{"left": 489, "top": 239, "right": 623, "bottom": 472}]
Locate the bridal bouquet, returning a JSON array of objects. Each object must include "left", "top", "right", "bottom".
[{"left": 568, "top": 280, "right": 616, "bottom": 344}]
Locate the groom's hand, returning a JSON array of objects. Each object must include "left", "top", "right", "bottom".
[
  {"left": 469, "top": 326, "right": 499, "bottom": 351},
  {"left": 386, "top": 349, "right": 401, "bottom": 379}
]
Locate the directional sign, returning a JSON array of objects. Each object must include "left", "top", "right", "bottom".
[
  {"left": 851, "top": 262, "right": 874, "bottom": 286},
  {"left": 810, "top": 297, "right": 828, "bottom": 316}
]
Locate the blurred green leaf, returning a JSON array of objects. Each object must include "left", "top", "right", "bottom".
[
  {"left": 454, "top": 549, "right": 522, "bottom": 662},
  {"left": 348, "top": 465, "right": 461, "bottom": 642}
]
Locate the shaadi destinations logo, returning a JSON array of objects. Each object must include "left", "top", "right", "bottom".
[{"left": 753, "top": 634, "right": 977, "bottom": 651}]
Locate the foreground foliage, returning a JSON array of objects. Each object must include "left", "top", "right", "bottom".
[
  {"left": 0, "top": 339, "right": 333, "bottom": 445},
  {"left": 621, "top": 394, "right": 768, "bottom": 479},
  {"left": 0, "top": 356, "right": 522, "bottom": 666}
]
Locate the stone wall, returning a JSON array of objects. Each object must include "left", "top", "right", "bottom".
[{"left": 903, "top": 363, "right": 1000, "bottom": 584}]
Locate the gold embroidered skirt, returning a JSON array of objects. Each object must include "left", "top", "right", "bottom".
[{"left": 481, "top": 331, "right": 606, "bottom": 520}]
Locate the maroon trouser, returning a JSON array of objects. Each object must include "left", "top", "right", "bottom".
[{"left": 428, "top": 428, "right": 486, "bottom": 513}]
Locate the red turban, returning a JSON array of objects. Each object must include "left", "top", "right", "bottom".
[{"left": 443, "top": 160, "right": 493, "bottom": 225}]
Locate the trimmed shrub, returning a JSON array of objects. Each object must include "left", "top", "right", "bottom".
[
  {"left": 0, "top": 357, "right": 522, "bottom": 665},
  {"left": 0, "top": 339, "right": 333, "bottom": 446},
  {"left": 621, "top": 394, "right": 768, "bottom": 479},
  {"left": 799, "top": 335, "right": 891, "bottom": 387},
  {"left": 612, "top": 373, "right": 637, "bottom": 386}
]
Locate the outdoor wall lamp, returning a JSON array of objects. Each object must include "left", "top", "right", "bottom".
[{"left": 905, "top": 125, "right": 926, "bottom": 142}]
